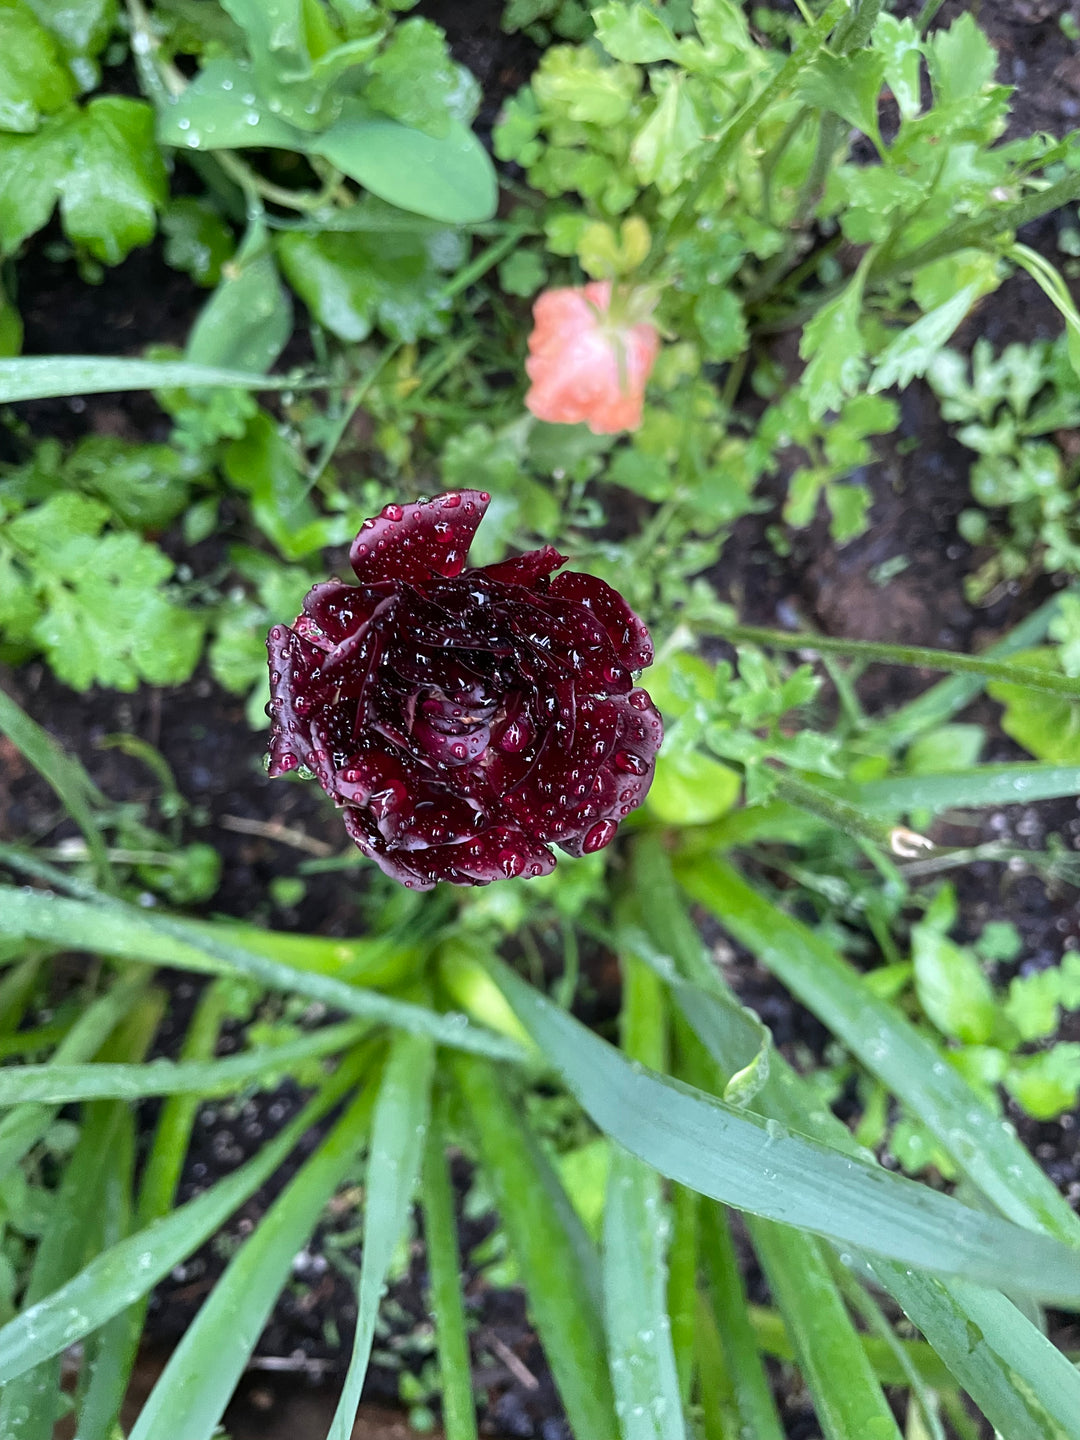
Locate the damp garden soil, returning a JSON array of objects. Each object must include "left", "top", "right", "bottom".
[{"left": 3, "top": 2, "right": 1080, "bottom": 1437}]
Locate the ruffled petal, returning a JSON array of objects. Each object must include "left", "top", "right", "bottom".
[{"left": 350, "top": 492, "right": 491, "bottom": 590}]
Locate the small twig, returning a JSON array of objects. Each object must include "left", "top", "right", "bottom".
[
  {"left": 486, "top": 1333, "right": 540, "bottom": 1391},
  {"left": 218, "top": 815, "right": 334, "bottom": 857}
]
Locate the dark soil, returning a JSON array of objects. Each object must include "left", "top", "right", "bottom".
[{"left": 4, "top": 3, "right": 1080, "bottom": 1438}]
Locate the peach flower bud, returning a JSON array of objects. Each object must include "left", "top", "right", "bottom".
[{"left": 524, "top": 281, "right": 659, "bottom": 435}]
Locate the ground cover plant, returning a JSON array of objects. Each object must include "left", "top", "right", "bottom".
[{"left": 2, "top": 0, "right": 1080, "bottom": 1437}]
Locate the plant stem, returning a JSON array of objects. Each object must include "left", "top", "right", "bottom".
[
  {"left": 916, "top": 0, "right": 948, "bottom": 32},
  {"left": 712, "top": 620, "right": 1080, "bottom": 698}
]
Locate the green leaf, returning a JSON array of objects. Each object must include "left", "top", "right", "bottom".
[
  {"left": 186, "top": 228, "right": 292, "bottom": 375},
  {"left": 604, "top": 1147, "right": 689, "bottom": 1440},
  {"left": 0, "top": 887, "right": 525, "bottom": 1061},
  {"left": 595, "top": 2, "right": 679, "bottom": 63},
  {"left": 533, "top": 45, "right": 641, "bottom": 126},
  {"left": 799, "top": 50, "right": 886, "bottom": 145},
  {"left": 868, "top": 285, "right": 979, "bottom": 394},
  {"left": 161, "top": 198, "right": 235, "bottom": 288},
  {"left": 493, "top": 959, "right": 1080, "bottom": 1302},
  {"left": 631, "top": 74, "right": 703, "bottom": 194},
  {"left": 327, "top": 1033, "right": 435, "bottom": 1439},
  {"left": 277, "top": 223, "right": 460, "bottom": 344},
  {"left": 0, "top": 1055, "right": 365, "bottom": 1385},
  {"left": 694, "top": 286, "right": 747, "bottom": 363},
  {"left": 0, "top": 1021, "right": 366, "bottom": 1104},
  {"left": 870, "top": 14, "right": 923, "bottom": 121},
  {"left": 0, "top": 0, "right": 74, "bottom": 133},
  {"left": 904, "top": 724, "right": 984, "bottom": 775},
  {"left": 156, "top": 58, "right": 309, "bottom": 150},
  {"left": 451, "top": 1053, "right": 619, "bottom": 1440},
  {"left": 0, "top": 120, "right": 70, "bottom": 253},
  {"left": 799, "top": 264, "right": 868, "bottom": 420},
  {"left": 927, "top": 13, "right": 999, "bottom": 107},
  {"left": 647, "top": 749, "right": 741, "bottom": 826},
  {"left": 988, "top": 650, "right": 1080, "bottom": 763},
  {"left": 0, "top": 356, "right": 311, "bottom": 403},
  {"left": 25, "top": 0, "right": 116, "bottom": 68},
  {"left": 58, "top": 98, "right": 167, "bottom": 264},
  {"left": 912, "top": 925, "right": 997, "bottom": 1046},
  {"left": 675, "top": 855, "right": 1080, "bottom": 1247},
  {"left": 129, "top": 1083, "right": 377, "bottom": 1440},
  {"left": 311, "top": 113, "right": 497, "bottom": 224},
  {"left": 1005, "top": 1046, "right": 1080, "bottom": 1121},
  {"left": 363, "top": 18, "right": 465, "bottom": 137},
  {"left": 845, "top": 762, "right": 1080, "bottom": 813}
]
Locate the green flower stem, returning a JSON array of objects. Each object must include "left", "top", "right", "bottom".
[
  {"left": 711, "top": 620, "right": 1080, "bottom": 698},
  {"left": 916, "top": 0, "right": 949, "bottom": 31},
  {"left": 771, "top": 772, "right": 905, "bottom": 851}
]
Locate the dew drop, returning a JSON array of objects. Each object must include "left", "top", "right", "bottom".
[
  {"left": 294, "top": 695, "right": 312, "bottom": 715},
  {"left": 381, "top": 503, "right": 404, "bottom": 521},
  {"left": 442, "top": 548, "right": 465, "bottom": 576},
  {"left": 432, "top": 521, "right": 454, "bottom": 543},
  {"left": 582, "top": 819, "right": 617, "bottom": 853},
  {"left": 355, "top": 544, "right": 368, "bottom": 557},
  {"left": 442, "top": 492, "right": 461, "bottom": 508},
  {"left": 614, "top": 750, "right": 647, "bottom": 775},
  {"left": 498, "top": 717, "right": 531, "bottom": 753},
  {"left": 628, "top": 690, "right": 650, "bottom": 711},
  {"left": 498, "top": 849, "right": 525, "bottom": 878}
]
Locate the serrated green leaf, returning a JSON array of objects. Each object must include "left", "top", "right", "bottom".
[
  {"left": 1005, "top": 1046, "right": 1080, "bottom": 1121},
  {"left": 594, "top": 2, "right": 679, "bottom": 62},
  {"left": 988, "top": 649, "right": 1080, "bottom": 763},
  {"left": 871, "top": 13, "right": 923, "bottom": 120},
  {"left": 631, "top": 73, "right": 702, "bottom": 194},
  {"left": 799, "top": 50, "right": 886, "bottom": 145},
  {"left": 868, "top": 284, "right": 979, "bottom": 394},
  {"left": 364, "top": 17, "right": 467, "bottom": 137},
  {"left": 25, "top": 0, "right": 116, "bottom": 66},
  {"left": 799, "top": 265, "right": 868, "bottom": 420},
  {"left": 927, "top": 13, "right": 999, "bottom": 107}
]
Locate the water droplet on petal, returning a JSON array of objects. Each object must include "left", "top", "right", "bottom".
[
  {"left": 614, "top": 750, "right": 647, "bottom": 775},
  {"left": 498, "top": 717, "right": 531, "bottom": 753},
  {"left": 628, "top": 690, "right": 650, "bottom": 711},
  {"left": 442, "top": 548, "right": 465, "bottom": 576},
  {"left": 442, "top": 492, "right": 461, "bottom": 508},
  {"left": 381, "top": 503, "right": 404, "bottom": 521},
  {"left": 498, "top": 849, "right": 525, "bottom": 877},
  {"left": 582, "top": 819, "right": 618, "bottom": 853}
]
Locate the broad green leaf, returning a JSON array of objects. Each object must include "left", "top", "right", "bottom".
[
  {"left": 0, "top": 1020, "right": 366, "bottom": 1104},
  {"left": 451, "top": 1053, "right": 618, "bottom": 1440},
  {"left": 594, "top": 2, "right": 679, "bottom": 62},
  {"left": 799, "top": 264, "right": 868, "bottom": 420},
  {"left": 868, "top": 285, "right": 979, "bottom": 394},
  {"left": 0, "top": 356, "right": 308, "bottom": 403},
  {"left": 647, "top": 749, "right": 741, "bottom": 826},
  {"left": 311, "top": 114, "right": 497, "bottom": 224},
  {"left": 904, "top": 724, "right": 984, "bottom": 775},
  {"left": 25, "top": 0, "right": 116, "bottom": 67},
  {"left": 493, "top": 959, "right": 1080, "bottom": 1301},
  {"left": 129, "top": 1082, "right": 377, "bottom": 1440},
  {"left": 327, "top": 1033, "right": 435, "bottom": 1439},
  {"left": 911, "top": 926, "right": 997, "bottom": 1046},
  {"left": 0, "top": 0, "right": 74, "bottom": 133},
  {"left": 223, "top": 411, "right": 350, "bottom": 560},
  {"left": 277, "top": 224, "right": 460, "bottom": 344},
  {"left": 0, "top": 1055, "right": 366, "bottom": 1385},
  {"left": 186, "top": 224, "right": 292, "bottom": 375},
  {"left": 57, "top": 97, "right": 167, "bottom": 264},
  {"left": 631, "top": 74, "right": 703, "bottom": 194},
  {"left": 0, "top": 120, "right": 71, "bottom": 253},
  {"left": 157, "top": 58, "right": 307, "bottom": 151},
  {"left": 0, "top": 887, "right": 524, "bottom": 1061},
  {"left": 675, "top": 855, "right": 1080, "bottom": 1246}
]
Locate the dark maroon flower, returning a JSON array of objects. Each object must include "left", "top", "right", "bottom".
[{"left": 265, "top": 491, "right": 662, "bottom": 889}]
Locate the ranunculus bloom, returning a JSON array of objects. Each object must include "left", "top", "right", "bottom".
[
  {"left": 524, "top": 281, "right": 659, "bottom": 434},
  {"left": 266, "top": 491, "right": 662, "bottom": 889}
]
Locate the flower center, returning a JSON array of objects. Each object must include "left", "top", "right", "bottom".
[{"left": 412, "top": 684, "right": 497, "bottom": 767}]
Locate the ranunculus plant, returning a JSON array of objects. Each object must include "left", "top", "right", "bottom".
[
  {"left": 524, "top": 281, "right": 660, "bottom": 434},
  {"left": 266, "top": 491, "right": 662, "bottom": 888}
]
